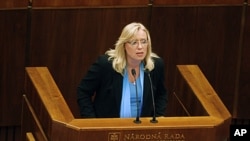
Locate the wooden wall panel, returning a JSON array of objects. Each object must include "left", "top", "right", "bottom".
[
  {"left": 150, "top": 6, "right": 242, "bottom": 115},
  {"left": 1, "top": 2, "right": 250, "bottom": 140},
  {"left": 0, "top": 0, "right": 27, "bottom": 8},
  {"left": 153, "top": 0, "right": 244, "bottom": 5},
  {"left": 28, "top": 8, "right": 149, "bottom": 117},
  {"left": 0, "top": 126, "right": 21, "bottom": 141},
  {"left": 32, "top": 0, "right": 149, "bottom": 7},
  {"left": 0, "top": 10, "right": 27, "bottom": 125},
  {"left": 238, "top": 5, "right": 250, "bottom": 119}
]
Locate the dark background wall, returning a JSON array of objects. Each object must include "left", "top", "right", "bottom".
[{"left": 0, "top": 0, "right": 249, "bottom": 140}]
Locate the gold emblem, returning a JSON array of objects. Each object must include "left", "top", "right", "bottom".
[{"left": 108, "top": 132, "right": 121, "bottom": 141}]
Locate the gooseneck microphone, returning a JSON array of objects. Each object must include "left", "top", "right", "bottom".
[
  {"left": 146, "top": 70, "right": 158, "bottom": 123},
  {"left": 131, "top": 69, "right": 141, "bottom": 124}
]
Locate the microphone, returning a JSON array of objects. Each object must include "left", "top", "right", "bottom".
[
  {"left": 131, "top": 69, "right": 141, "bottom": 124},
  {"left": 145, "top": 70, "right": 158, "bottom": 123}
]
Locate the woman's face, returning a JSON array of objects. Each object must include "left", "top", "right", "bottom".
[{"left": 124, "top": 29, "right": 148, "bottom": 64}]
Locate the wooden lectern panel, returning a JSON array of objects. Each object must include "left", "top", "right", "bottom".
[
  {"left": 21, "top": 65, "right": 231, "bottom": 141},
  {"left": 26, "top": 132, "right": 35, "bottom": 141}
]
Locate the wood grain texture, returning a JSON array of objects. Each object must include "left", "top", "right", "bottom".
[
  {"left": 153, "top": 0, "right": 244, "bottom": 5},
  {"left": 0, "top": 10, "right": 27, "bottom": 126},
  {"left": 237, "top": 5, "right": 250, "bottom": 118},
  {"left": 0, "top": 0, "right": 27, "bottom": 8},
  {"left": 28, "top": 8, "right": 149, "bottom": 117},
  {"left": 32, "top": 0, "right": 149, "bottom": 7},
  {"left": 0, "top": 3, "right": 250, "bottom": 140},
  {"left": 21, "top": 66, "right": 231, "bottom": 141},
  {"left": 150, "top": 6, "right": 242, "bottom": 117}
]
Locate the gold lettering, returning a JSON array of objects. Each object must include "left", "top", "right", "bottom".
[
  {"left": 124, "top": 134, "right": 130, "bottom": 141},
  {"left": 139, "top": 134, "right": 145, "bottom": 139},
  {"left": 135, "top": 134, "right": 139, "bottom": 139},
  {"left": 122, "top": 132, "right": 185, "bottom": 141},
  {"left": 164, "top": 133, "right": 185, "bottom": 140},
  {"left": 130, "top": 133, "right": 135, "bottom": 140},
  {"left": 146, "top": 134, "right": 151, "bottom": 139}
]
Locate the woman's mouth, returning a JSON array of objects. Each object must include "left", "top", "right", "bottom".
[{"left": 136, "top": 52, "right": 144, "bottom": 57}]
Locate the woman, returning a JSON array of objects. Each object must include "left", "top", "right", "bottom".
[{"left": 77, "top": 22, "right": 167, "bottom": 118}]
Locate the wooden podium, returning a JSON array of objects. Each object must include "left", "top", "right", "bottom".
[{"left": 21, "top": 65, "right": 231, "bottom": 141}]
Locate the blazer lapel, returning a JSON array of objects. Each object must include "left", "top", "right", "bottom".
[
  {"left": 141, "top": 72, "right": 152, "bottom": 115},
  {"left": 112, "top": 72, "right": 123, "bottom": 113}
]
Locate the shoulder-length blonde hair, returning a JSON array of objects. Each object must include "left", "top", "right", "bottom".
[{"left": 105, "top": 22, "right": 159, "bottom": 75}]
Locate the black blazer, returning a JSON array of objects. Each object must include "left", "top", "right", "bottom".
[{"left": 77, "top": 55, "right": 167, "bottom": 118}]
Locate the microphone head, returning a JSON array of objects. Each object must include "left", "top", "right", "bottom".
[{"left": 131, "top": 69, "right": 136, "bottom": 76}]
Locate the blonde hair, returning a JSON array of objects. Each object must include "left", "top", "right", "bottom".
[{"left": 105, "top": 22, "right": 159, "bottom": 75}]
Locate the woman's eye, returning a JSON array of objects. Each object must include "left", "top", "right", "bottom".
[{"left": 131, "top": 41, "right": 137, "bottom": 45}]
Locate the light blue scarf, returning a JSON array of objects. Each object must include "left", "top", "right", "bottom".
[{"left": 120, "top": 63, "right": 144, "bottom": 118}]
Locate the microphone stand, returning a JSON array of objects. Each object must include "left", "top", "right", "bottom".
[{"left": 147, "top": 71, "right": 158, "bottom": 123}]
